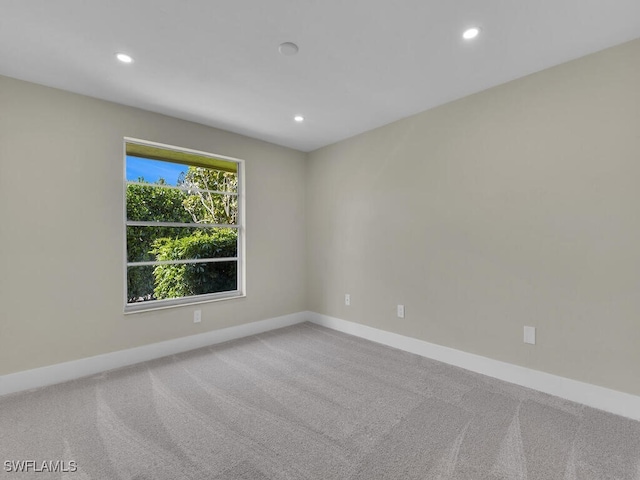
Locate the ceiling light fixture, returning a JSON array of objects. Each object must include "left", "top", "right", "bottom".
[
  {"left": 463, "top": 27, "right": 480, "bottom": 40},
  {"left": 116, "top": 53, "right": 134, "bottom": 63},
  {"left": 279, "top": 42, "right": 299, "bottom": 56},
  {"left": 294, "top": 115, "right": 304, "bottom": 122}
]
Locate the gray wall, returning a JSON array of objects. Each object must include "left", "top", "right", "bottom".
[
  {"left": 306, "top": 39, "right": 640, "bottom": 396},
  {"left": 0, "top": 76, "right": 307, "bottom": 375}
]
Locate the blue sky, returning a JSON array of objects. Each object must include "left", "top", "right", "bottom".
[{"left": 126, "top": 156, "right": 187, "bottom": 186}]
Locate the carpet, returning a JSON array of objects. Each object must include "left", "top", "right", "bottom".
[{"left": 1, "top": 322, "right": 639, "bottom": 479}]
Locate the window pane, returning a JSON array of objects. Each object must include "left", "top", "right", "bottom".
[
  {"left": 126, "top": 183, "right": 238, "bottom": 225},
  {"left": 127, "top": 266, "right": 156, "bottom": 303},
  {"left": 127, "top": 156, "right": 238, "bottom": 194},
  {"left": 127, "top": 261, "right": 238, "bottom": 303},
  {"left": 126, "top": 156, "right": 188, "bottom": 186},
  {"left": 153, "top": 261, "right": 238, "bottom": 299},
  {"left": 124, "top": 141, "right": 243, "bottom": 310},
  {"left": 127, "top": 227, "right": 238, "bottom": 263}
]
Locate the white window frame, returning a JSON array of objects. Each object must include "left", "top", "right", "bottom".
[{"left": 123, "top": 137, "right": 246, "bottom": 313}]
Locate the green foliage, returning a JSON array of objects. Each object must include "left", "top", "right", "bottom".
[
  {"left": 179, "top": 167, "right": 238, "bottom": 224},
  {"left": 126, "top": 178, "right": 193, "bottom": 223},
  {"left": 126, "top": 170, "right": 239, "bottom": 304},
  {"left": 126, "top": 178, "right": 193, "bottom": 302},
  {"left": 151, "top": 230, "right": 238, "bottom": 299}
]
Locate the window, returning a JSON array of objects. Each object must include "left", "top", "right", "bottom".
[{"left": 124, "top": 139, "right": 244, "bottom": 312}]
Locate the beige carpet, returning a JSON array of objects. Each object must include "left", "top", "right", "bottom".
[{"left": 1, "top": 322, "right": 639, "bottom": 479}]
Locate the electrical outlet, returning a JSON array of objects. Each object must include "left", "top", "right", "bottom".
[
  {"left": 397, "top": 304, "right": 405, "bottom": 318},
  {"left": 345, "top": 294, "right": 351, "bottom": 306},
  {"left": 524, "top": 326, "right": 536, "bottom": 345},
  {"left": 194, "top": 309, "right": 202, "bottom": 323}
]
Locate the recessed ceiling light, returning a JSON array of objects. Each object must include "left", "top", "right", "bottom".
[
  {"left": 294, "top": 115, "right": 304, "bottom": 122},
  {"left": 116, "top": 53, "right": 133, "bottom": 63},
  {"left": 463, "top": 27, "right": 480, "bottom": 40},
  {"left": 279, "top": 42, "right": 299, "bottom": 56}
]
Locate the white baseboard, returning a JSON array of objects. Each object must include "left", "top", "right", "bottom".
[
  {"left": 0, "top": 312, "right": 307, "bottom": 397},
  {"left": 5, "top": 311, "right": 639, "bottom": 421},
  {"left": 308, "top": 312, "right": 640, "bottom": 421}
]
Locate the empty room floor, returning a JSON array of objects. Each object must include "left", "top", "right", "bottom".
[{"left": 1, "top": 323, "right": 639, "bottom": 479}]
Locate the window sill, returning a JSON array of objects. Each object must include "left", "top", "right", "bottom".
[{"left": 124, "top": 291, "right": 245, "bottom": 314}]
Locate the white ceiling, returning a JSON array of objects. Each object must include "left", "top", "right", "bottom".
[{"left": 1, "top": 1, "right": 640, "bottom": 152}]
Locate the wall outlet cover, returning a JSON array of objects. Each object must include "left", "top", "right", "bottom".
[{"left": 524, "top": 326, "right": 536, "bottom": 345}]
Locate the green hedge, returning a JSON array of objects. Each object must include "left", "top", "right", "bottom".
[
  {"left": 151, "top": 229, "right": 238, "bottom": 299},
  {"left": 126, "top": 182, "right": 194, "bottom": 302}
]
